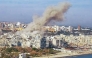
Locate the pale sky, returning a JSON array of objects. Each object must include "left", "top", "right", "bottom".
[{"left": 0, "top": 0, "right": 92, "bottom": 27}]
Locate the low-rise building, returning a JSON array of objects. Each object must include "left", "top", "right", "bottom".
[{"left": 19, "top": 53, "right": 26, "bottom": 58}]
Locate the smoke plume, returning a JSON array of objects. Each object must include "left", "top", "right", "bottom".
[{"left": 24, "top": 2, "right": 71, "bottom": 32}]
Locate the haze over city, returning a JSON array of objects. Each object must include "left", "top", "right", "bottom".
[
  {"left": 0, "top": 0, "right": 92, "bottom": 27},
  {"left": 1, "top": 0, "right": 92, "bottom": 58}
]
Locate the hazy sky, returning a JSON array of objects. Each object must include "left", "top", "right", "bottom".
[{"left": 0, "top": 0, "right": 92, "bottom": 27}]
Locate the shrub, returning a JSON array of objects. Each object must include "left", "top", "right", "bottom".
[{"left": 5, "top": 48, "right": 18, "bottom": 53}]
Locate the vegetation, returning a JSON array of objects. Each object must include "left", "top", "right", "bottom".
[
  {"left": 0, "top": 47, "right": 59, "bottom": 58},
  {"left": 5, "top": 47, "right": 18, "bottom": 53}
]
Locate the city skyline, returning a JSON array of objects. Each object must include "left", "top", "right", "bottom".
[{"left": 0, "top": 0, "right": 92, "bottom": 27}]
